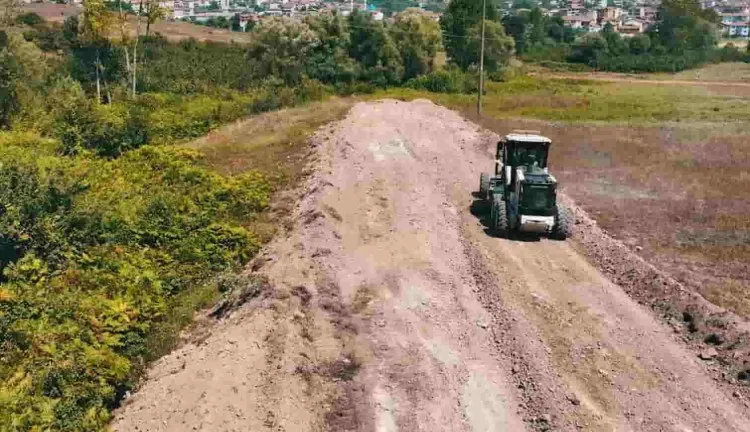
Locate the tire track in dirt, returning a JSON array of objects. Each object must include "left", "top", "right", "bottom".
[{"left": 113, "top": 99, "right": 750, "bottom": 432}]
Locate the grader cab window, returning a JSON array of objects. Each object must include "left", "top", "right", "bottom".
[{"left": 510, "top": 144, "right": 548, "bottom": 170}]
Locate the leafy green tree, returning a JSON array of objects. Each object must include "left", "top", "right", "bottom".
[
  {"left": 440, "top": 0, "right": 499, "bottom": 70},
  {"left": 0, "top": 36, "right": 19, "bottom": 128},
  {"left": 145, "top": 0, "right": 167, "bottom": 36},
  {"left": 304, "top": 13, "right": 357, "bottom": 84},
  {"left": 628, "top": 33, "right": 651, "bottom": 54},
  {"left": 348, "top": 10, "right": 404, "bottom": 85},
  {"left": 650, "top": 0, "right": 718, "bottom": 53},
  {"left": 465, "top": 20, "right": 515, "bottom": 73},
  {"left": 82, "top": 0, "right": 116, "bottom": 102},
  {"left": 602, "top": 22, "right": 628, "bottom": 56},
  {"left": 391, "top": 8, "right": 442, "bottom": 80},
  {"left": 1, "top": 0, "right": 20, "bottom": 26},
  {"left": 247, "top": 17, "right": 320, "bottom": 85},
  {"left": 15, "top": 12, "right": 44, "bottom": 26},
  {"left": 526, "top": 7, "right": 545, "bottom": 45},
  {"left": 569, "top": 32, "right": 608, "bottom": 65},
  {"left": 501, "top": 13, "right": 527, "bottom": 54},
  {"left": 63, "top": 15, "right": 80, "bottom": 45},
  {"left": 546, "top": 16, "right": 565, "bottom": 43},
  {"left": 231, "top": 13, "right": 241, "bottom": 31}
]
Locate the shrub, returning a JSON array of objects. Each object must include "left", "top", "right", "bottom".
[
  {"left": 0, "top": 138, "right": 270, "bottom": 430},
  {"left": 15, "top": 12, "right": 45, "bottom": 26},
  {"left": 406, "top": 67, "right": 479, "bottom": 94}
]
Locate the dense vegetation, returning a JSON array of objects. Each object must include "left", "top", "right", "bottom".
[
  {"left": 0, "top": 6, "right": 466, "bottom": 430},
  {"left": 502, "top": 0, "right": 750, "bottom": 72}
]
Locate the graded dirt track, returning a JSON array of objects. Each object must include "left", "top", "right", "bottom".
[{"left": 112, "top": 100, "right": 750, "bottom": 431}]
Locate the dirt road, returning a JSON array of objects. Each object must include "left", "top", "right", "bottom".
[{"left": 113, "top": 100, "right": 750, "bottom": 431}]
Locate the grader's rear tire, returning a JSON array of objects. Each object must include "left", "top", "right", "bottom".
[
  {"left": 479, "top": 173, "right": 490, "bottom": 196},
  {"left": 551, "top": 205, "right": 573, "bottom": 240},
  {"left": 491, "top": 199, "right": 509, "bottom": 237}
]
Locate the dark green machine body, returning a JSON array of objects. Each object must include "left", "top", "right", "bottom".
[{"left": 479, "top": 132, "right": 572, "bottom": 239}]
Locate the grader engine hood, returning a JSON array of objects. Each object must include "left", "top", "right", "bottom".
[
  {"left": 512, "top": 168, "right": 557, "bottom": 233},
  {"left": 516, "top": 168, "right": 557, "bottom": 214}
]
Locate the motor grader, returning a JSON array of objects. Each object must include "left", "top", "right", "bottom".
[{"left": 478, "top": 131, "right": 572, "bottom": 240}]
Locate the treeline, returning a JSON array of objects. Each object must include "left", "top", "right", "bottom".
[{"left": 503, "top": 0, "right": 750, "bottom": 72}]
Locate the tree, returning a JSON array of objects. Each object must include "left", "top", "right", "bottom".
[
  {"left": 628, "top": 33, "right": 651, "bottom": 55},
  {"left": 441, "top": 0, "right": 499, "bottom": 70},
  {"left": 145, "top": 0, "right": 166, "bottom": 36},
  {"left": 347, "top": 10, "right": 404, "bottom": 85},
  {"left": 63, "top": 15, "right": 80, "bottom": 45},
  {"left": 465, "top": 20, "right": 514, "bottom": 73},
  {"left": 0, "top": 35, "right": 19, "bottom": 128},
  {"left": 650, "top": 0, "right": 719, "bottom": 53},
  {"left": 601, "top": 22, "right": 628, "bottom": 56},
  {"left": 502, "top": 13, "right": 527, "bottom": 54},
  {"left": 546, "top": 16, "right": 565, "bottom": 43},
  {"left": 208, "top": 0, "right": 220, "bottom": 10},
  {"left": 15, "top": 12, "right": 44, "bottom": 26},
  {"left": 569, "top": 32, "right": 608, "bottom": 65},
  {"left": 247, "top": 17, "right": 320, "bottom": 85},
  {"left": 526, "top": 7, "right": 545, "bottom": 45},
  {"left": 303, "top": 13, "right": 357, "bottom": 84},
  {"left": 82, "top": 0, "right": 116, "bottom": 102},
  {"left": 391, "top": 9, "right": 442, "bottom": 80},
  {"left": 0, "top": 0, "right": 20, "bottom": 27}
]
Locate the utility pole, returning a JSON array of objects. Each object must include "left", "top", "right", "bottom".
[{"left": 477, "top": 0, "right": 487, "bottom": 116}]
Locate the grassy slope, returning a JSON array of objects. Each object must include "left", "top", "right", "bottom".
[
  {"left": 183, "top": 97, "right": 356, "bottom": 240},
  {"left": 380, "top": 75, "right": 750, "bottom": 319},
  {"left": 147, "top": 97, "right": 355, "bottom": 371}
]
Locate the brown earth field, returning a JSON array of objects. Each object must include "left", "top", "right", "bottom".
[
  {"left": 464, "top": 115, "right": 750, "bottom": 350},
  {"left": 112, "top": 100, "right": 750, "bottom": 432}
]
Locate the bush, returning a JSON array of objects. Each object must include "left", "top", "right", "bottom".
[
  {"left": 15, "top": 12, "right": 45, "bottom": 27},
  {"left": 406, "top": 67, "right": 479, "bottom": 94},
  {"left": 0, "top": 138, "right": 270, "bottom": 430}
]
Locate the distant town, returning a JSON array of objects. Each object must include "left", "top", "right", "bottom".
[{"left": 17, "top": 0, "right": 750, "bottom": 37}]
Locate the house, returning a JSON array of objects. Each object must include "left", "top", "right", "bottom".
[
  {"left": 637, "top": 6, "right": 657, "bottom": 22},
  {"left": 724, "top": 21, "right": 750, "bottom": 36},
  {"left": 563, "top": 11, "right": 598, "bottom": 30},
  {"left": 619, "top": 19, "right": 645, "bottom": 35},
  {"left": 568, "top": 0, "right": 585, "bottom": 11},
  {"left": 600, "top": 6, "right": 623, "bottom": 21},
  {"left": 720, "top": 8, "right": 750, "bottom": 37}
]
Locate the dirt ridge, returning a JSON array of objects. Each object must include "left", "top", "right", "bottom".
[{"left": 113, "top": 99, "right": 750, "bottom": 432}]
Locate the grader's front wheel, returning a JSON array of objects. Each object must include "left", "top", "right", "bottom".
[
  {"left": 551, "top": 205, "right": 573, "bottom": 240},
  {"left": 491, "top": 199, "right": 509, "bottom": 238}
]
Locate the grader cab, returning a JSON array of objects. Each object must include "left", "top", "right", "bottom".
[{"left": 478, "top": 131, "right": 572, "bottom": 240}]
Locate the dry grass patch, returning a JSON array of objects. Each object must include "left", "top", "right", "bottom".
[
  {"left": 184, "top": 97, "right": 355, "bottom": 240},
  {"left": 185, "top": 97, "right": 354, "bottom": 178},
  {"left": 651, "top": 62, "right": 750, "bottom": 82}
]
